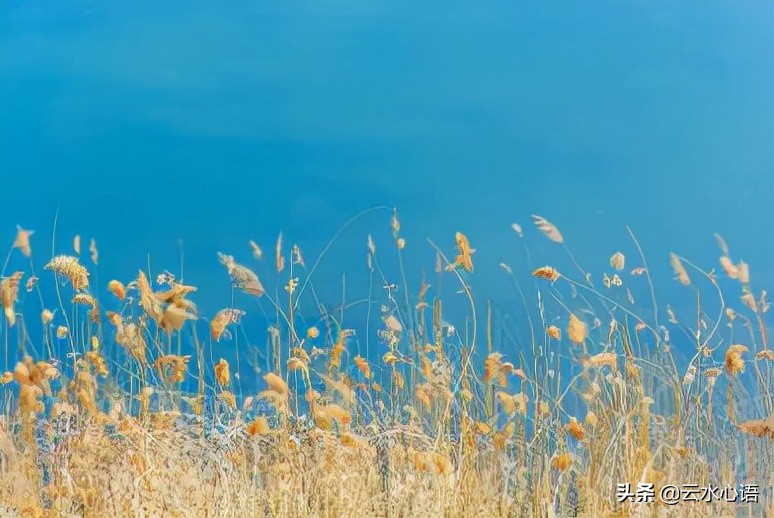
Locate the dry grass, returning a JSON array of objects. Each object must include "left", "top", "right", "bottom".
[{"left": 0, "top": 211, "right": 772, "bottom": 517}]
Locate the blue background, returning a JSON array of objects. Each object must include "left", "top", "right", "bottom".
[{"left": 1, "top": 2, "right": 772, "bottom": 389}]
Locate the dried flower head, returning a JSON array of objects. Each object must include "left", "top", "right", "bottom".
[
  {"left": 1, "top": 272, "right": 23, "bottom": 327},
  {"left": 532, "top": 215, "right": 564, "bottom": 243},
  {"left": 40, "top": 308, "right": 54, "bottom": 325},
  {"left": 210, "top": 308, "right": 245, "bottom": 341},
  {"left": 669, "top": 253, "right": 691, "bottom": 287},
  {"left": 567, "top": 313, "right": 587, "bottom": 344},
  {"left": 609, "top": 251, "right": 625, "bottom": 271},
  {"left": 45, "top": 255, "right": 90, "bottom": 290},
  {"left": 719, "top": 255, "right": 739, "bottom": 279},
  {"left": 725, "top": 344, "right": 748, "bottom": 376},
  {"left": 12, "top": 226, "right": 34, "bottom": 257},
  {"left": 218, "top": 252, "right": 264, "bottom": 297},
  {"left": 451, "top": 232, "right": 475, "bottom": 272},
  {"left": 108, "top": 280, "right": 126, "bottom": 300},
  {"left": 247, "top": 416, "right": 270, "bottom": 436},
  {"left": 552, "top": 453, "right": 572, "bottom": 471},
  {"left": 533, "top": 266, "right": 560, "bottom": 282},
  {"left": 214, "top": 359, "right": 230, "bottom": 386},
  {"left": 737, "top": 415, "right": 774, "bottom": 440},
  {"left": 546, "top": 325, "right": 561, "bottom": 340},
  {"left": 248, "top": 239, "right": 263, "bottom": 260},
  {"left": 566, "top": 417, "right": 586, "bottom": 440},
  {"left": 354, "top": 356, "right": 372, "bottom": 379}
]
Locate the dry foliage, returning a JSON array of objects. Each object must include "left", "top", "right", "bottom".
[{"left": 0, "top": 214, "right": 771, "bottom": 518}]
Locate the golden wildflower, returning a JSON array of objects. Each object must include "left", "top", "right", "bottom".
[
  {"left": 215, "top": 358, "right": 230, "bottom": 386},
  {"left": 135, "top": 271, "right": 163, "bottom": 322},
  {"left": 532, "top": 266, "right": 560, "bottom": 282},
  {"left": 497, "top": 391, "right": 527, "bottom": 415},
  {"left": 108, "top": 280, "right": 126, "bottom": 300},
  {"left": 354, "top": 356, "right": 371, "bottom": 379},
  {"left": 371, "top": 382, "right": 382, "bottom": 393},
  {"left": 719, "top": 256, "right": 739, "bottom": 279},
  {"left": 1, "top": 272, "right": 23, "bottom": 327},
  {"left": 90, "top": 335, "right": 99, "bottom": 350},
  {"left": 567, "top": 313, "right": 587, "bottom": 344},
  {"left": 737, "top": 415, "right": 774, "bottom": 440},
  {"left": 306, "top": 326, "right": 320, "bottom": 339},
  {"left": 609, "top": 251, "right": 625, "bottom": 271},
  {"left": 452, "top": 232, "right": 475, "bottom": 272},
  {"left": 217, "top": 252, "right": 264, "bottom": 296},
  {"left": 474, "top": 422, "right": 491, "bottom": 435},
  {"left": 531, "top": 215, "right": 564, "bottom": 243},
  {"left": 72, "top": 293, "right": 99, "bottom": 322},
  {"left": 0, "top": 371, "right": 11, "bottom": 384},
  {"left": 73, "top": 234, "right": 81, "bottom": 254},
  {"left": 45, "top": 255, "right": 89, "bottom": 290},
  {"left": 566, "top": 417, "right": 586, "bottom": 440},
  {"left": 585, "top": 411, "right": 598, "bottom": 428},
  {"left": 756, "top": 350, "right": 774, "bottom": 361},
  {"left": 552, "top": 453, "right": 572, "bottom": 471},
  {"left": 12, "top": 226, "right": 34, "bottom": 257},
  {"left": 483, "top": 352, "right": 502, "bottom": 384},
  {"left": 247, "top": 416, "right": 271, "bottom": 435},
  {"left": 210, "top": 308, "right": 245, "bottom": 341},
  {"left": 669, "top": 253, "right": 691, "bottom": 286},
  {"left": 725, "top": 344, "right": 748, "bottom": 376},
  {"left": 330, "top": 328, "right": 353, "bottom": 369},
  {"left": 546, "top": 325, "right": 561, "bottom": 340},
  {"left": 396, "top": 237, "right": 406, "bottom": 250},
  {"left": 56, "top": 326, "right": 68, "bottom": 339},
  {"left": 263, "top": 372, "right": 289, "bottom": 397}
]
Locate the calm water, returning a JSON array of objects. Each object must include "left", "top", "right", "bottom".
[{"left": 1, "top": 2, "right": 772, "bottom": 389}]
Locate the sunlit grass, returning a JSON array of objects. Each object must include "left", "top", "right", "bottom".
[{"left": 0, "top": 209, "right": 771, "bottom": 517}]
